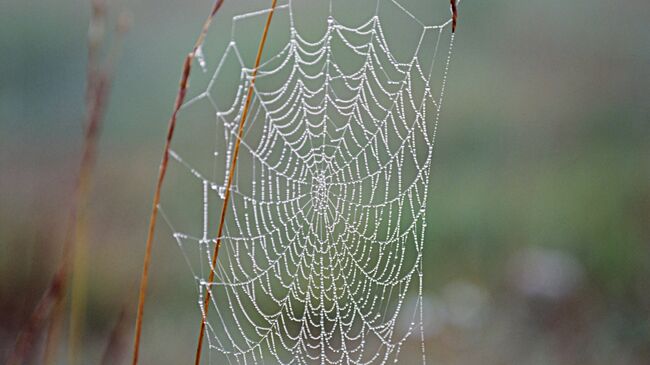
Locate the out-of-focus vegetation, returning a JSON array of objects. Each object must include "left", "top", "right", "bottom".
[{"left": 1, "top": 0, "right": 648, "bottom": 364}]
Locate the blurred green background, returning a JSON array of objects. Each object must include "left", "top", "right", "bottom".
[{"left": 1, "top": 0, "right": 648, "bottom": 364}]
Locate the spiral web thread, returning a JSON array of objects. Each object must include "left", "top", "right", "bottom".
[{"left": 159, "top": 0, "right": 456, "bottom": 363}]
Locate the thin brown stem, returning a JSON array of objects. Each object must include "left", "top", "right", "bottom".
[
  {"left": 450, "top": 0, "right": 458, "bottom": 33},
  {"left": 50, "top": 6, "right": 128, "bottom": 365},
  {"left": 7, "top": 1, "right": 123, "bottom": 363},
  {"left": 130, "top": 1, "right": 225, "bottom": 364},
  {"left": 194, "top": 1, "right": 277, "bottom": 364},
  {"left": 100, "top": 303, "right": 131, "bottom": 365},
  {"left": 42, "top": 287, "right": 66, "bottom": 364},
  {"left": 6, "top": 267, "right": 67, "bottom": 365}
]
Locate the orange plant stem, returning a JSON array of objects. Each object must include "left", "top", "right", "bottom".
[
  {"left": 130, "top": 1, "right": 225, "bottom": 364},
  {"left": 194, "top": 1, "right": 277, "bottom": 364}
]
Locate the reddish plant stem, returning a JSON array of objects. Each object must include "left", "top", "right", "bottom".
[
  {"left": 30, "top": 72, "right": 108, "bottom": 365},
  {"left": 6, "top": 265, "right": 67, "bottom": 365},
  {"left": 44, "top": 6, "right": 130, "bottom": 364},
  {"left": 7, "top": 1, "right": 125, "bottom": 362},
  {"left": 450, "top": 0, "right": 458, "bottom": 32},
  {"left": 194, "top": 1, "right": 277, "bottom": 364},
  {"left": 130, "top": 1, "right": 225, "bottom": 364},
  {"left": 7, "top": 43, "right": 114, "bottom": 365},
  {"left": 100, "top": 303, "right": 131, "bottom": 365}
]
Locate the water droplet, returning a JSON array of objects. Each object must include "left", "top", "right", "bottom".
[{"left": 195, "top": 45, "right": 207, "bottom": 72}]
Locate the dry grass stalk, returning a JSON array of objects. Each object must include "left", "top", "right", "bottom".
[
  {"left": 130, "top": 1, "right": 225, "bottom": 364},
  {"left": 6, "top": 1, "right": 127, "bottom": 364},
  {"left": 100, "top": 304, "right": 132, "bottom": 365},
  {"left": 6, "top": 268, "right": 67, "bottom": 365},
  {"left": 194, "top": 1, "right": 278, "bottom": 364},
  {"left": 42, "top": 0, "right": 109, "bottom": 347},
  {"left": 451, "top": 0, "right": 458, "bottom": 32}
]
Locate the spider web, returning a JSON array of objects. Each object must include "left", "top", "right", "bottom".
[{"left": 159, "top": 0, "right": 456, "bottom": 363}]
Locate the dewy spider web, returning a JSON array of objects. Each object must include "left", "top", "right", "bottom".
[{"left": 159, "top": 0, "right": 456, "bottom": 363}]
